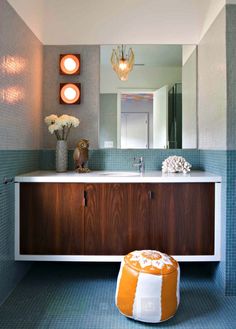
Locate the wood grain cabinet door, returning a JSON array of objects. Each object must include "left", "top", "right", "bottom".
[
  {"left": 84, "top": 183, "right": 153, "bottom": 255},
  {"left": 149, "top": 183, "right": 215, "bottom": 255},
  {"left": 20, "top": 183, "right": 85, "bottom": 255},
  {"left": 84, "top": 183, "right": 130, "bottom": 255},
  {"left": 127, "top": 183, "right": 152, "bottom": 251}
]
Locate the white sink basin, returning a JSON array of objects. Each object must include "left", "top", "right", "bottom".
[{"left": 98, "top": 171, "right": 140, "bottom": 177}]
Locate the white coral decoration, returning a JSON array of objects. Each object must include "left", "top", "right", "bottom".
[
  {"left": 44, "top": 114, "right": 80, "bottom": 140},
  {"left": 162, "top": 156, "right": 191, "bottom": 174}
]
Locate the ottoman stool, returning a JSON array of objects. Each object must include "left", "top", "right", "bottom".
[{"left": 115, "top": 250, "right": 180, "bottom": 323}]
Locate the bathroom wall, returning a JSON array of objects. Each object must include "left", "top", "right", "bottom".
[
  {"left": 40, "top": 149, "right": 200, "bottom": 172},
  {"left": 198, "top": 8, "right": 227, "bottom": 150},
  {"left": 100, "top": 94, "right": 117, "bottom": 148},
  {"left": 182, "top": 50, "right": 197, "bottom": 148},
  {"left": 0, "top": 0, "right": 43, "bottom": 304},
  {"left": 226, "top": 5, "right": 236, "bottom": 150},
  {"left": 225, "top": 4, "right": 236, "bottom": 295},
  {"left": 225, "top": 150, "right": 236, "bottom": 295},
  {"left": 199, "top": 151, "right": 227, "bottom": 292},
  {"left": 0, "top": 4, "right": 43, "bottom": 149},
  {"left": 43, "top": 45, "right": 100, "bottom": 150},
  {"left": 198, "top": 8, "right": 227, "bottom": 293},
  {"left": 199, "top": 5, "right": 236, "bottom": 295},
  {"left": 100, "top": 66, "right": 182, "bottom": 94}
]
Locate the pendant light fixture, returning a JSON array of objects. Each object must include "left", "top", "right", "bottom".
[{"left": 111, "top": 45, "right": 134, "bottom": 81}]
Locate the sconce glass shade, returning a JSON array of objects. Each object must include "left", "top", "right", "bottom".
[
  {"left": 60, "top": 54, "right": 80, "bottom": 75},
  {"left": 111, "top": 45, "right": 134, "bottom": 81},
  {"left": 60, "top": 83, "right": 81, "bottom": 104}
]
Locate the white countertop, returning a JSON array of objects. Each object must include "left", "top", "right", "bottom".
[{"left": 15, "top": 170, "right": 222, "bottom": 183}]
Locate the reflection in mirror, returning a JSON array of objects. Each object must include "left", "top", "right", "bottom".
[{"left": 100, "top": 45, "right": 197, "bottom": 149}]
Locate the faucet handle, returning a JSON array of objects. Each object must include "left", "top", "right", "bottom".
[{"left": 132, "top": 156, "right": 145, "bottom": 173}]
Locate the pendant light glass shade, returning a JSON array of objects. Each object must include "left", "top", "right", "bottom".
[{"left": 111, "top": 45, "right": 134, "bottom": 81}]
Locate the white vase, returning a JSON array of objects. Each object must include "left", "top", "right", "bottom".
[{"left": 56, "top": 140, "right": 68, "bottom": 172}]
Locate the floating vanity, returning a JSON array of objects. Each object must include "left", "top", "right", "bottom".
[{"left": 15, "top": 170, "right": 221, "bottom": 262}]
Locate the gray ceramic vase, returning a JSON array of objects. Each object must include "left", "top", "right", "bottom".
[{"left": 56, "top": 140, "right": 68, "bottom": 172}]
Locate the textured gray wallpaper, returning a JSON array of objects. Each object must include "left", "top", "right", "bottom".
[
  {"left": 43, "top": 45, "right": 100, "bottom": 149},
  {"left": 198, "top": 8, "right": 227, "bottom": 150},
  {"left": 0, "top": 0, "right": 43, "bottom": 150}
]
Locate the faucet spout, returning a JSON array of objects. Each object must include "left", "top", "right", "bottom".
[{"left": 133, "top": 157, "right": 145, "bottom": 173}]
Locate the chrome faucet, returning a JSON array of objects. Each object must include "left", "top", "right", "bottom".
[{"left": 133, "top": 157, "right": 145, "bottom": 173}]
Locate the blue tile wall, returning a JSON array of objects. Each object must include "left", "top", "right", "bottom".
[
  {"left": 226, "top": 151, "right": 236, "bottom": 295},
  {"left": 40, "top": 149, "right": 200, "bottom": 171},
  {"left": 200, "top": 150, "right": 236, "bottom": 296},
  {"left": 200, "top": 150, "right": 227, "bottom": 293},
  {"left": 88, "top": 149, "right": 200, "bottom": 171},
  {"left": 226, "top": 4, "right": 236, "bottom": 296},
  {"left": 0, "top": 150, "right": 40, "bottom": 305}
]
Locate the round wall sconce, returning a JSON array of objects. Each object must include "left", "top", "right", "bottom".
[
  {"left": 60, "top": 83, "right": 81, "bottom": 104},
  {"left": 60, "top": 54, "right": 80, "bottom": 75}
]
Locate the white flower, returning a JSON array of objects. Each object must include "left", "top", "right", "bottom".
[
  {"left": 45, "top": 114, "right": 80, "bottom": 140},
  {"left": 71, "top": 116, "right": 79, "bottom": 126},
  {"left": 48, "top": 123, "right": 62, "bottom": 134},
  {"left": 56, "top": 115, "right": 80, "bottom": 128},
  {"left": 57, "top": 115, "right": 71, "bottom": 127},
  {"left": 44, "top": 114, "right": 58, "bottom": 126},
  {"left": 70, "top": 116, "right": 80, "bottom": 127}
]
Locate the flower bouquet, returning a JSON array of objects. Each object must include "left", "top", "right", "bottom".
[{"left": 45, "top": 114, "right": 80, "bottom": 172}]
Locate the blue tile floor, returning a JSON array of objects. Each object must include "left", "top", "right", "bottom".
[{"left": 0, "top": 263, "right": 236, "bottom": 329}]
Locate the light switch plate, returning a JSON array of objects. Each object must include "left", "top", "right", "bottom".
[{"left": 104, "top": 141, "right": 114, "bottom": 148}]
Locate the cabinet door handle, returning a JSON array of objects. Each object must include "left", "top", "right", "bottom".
[
  {"left": 148, "top": 191, "right": 154, "bottom": 199},
  {"left": 84, "top": 191, "right": 88, "bottom": 207}
]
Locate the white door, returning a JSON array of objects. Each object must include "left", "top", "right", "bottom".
[
  {"left": 121, "top": 113, "right": 148, "bottom": 149},
  {"left": 153, "top": 86, "right": 168, "bottom": 148}
]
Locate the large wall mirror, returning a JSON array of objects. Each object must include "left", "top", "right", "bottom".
[{"left": 99, "top": 45, "right": 197, "bottom": 149}]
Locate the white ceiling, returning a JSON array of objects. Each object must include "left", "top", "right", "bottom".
[
  {"left": 7, "top": 0, "right": 228, "bottom": 45},
  {"left": 101, "top": 45, "right": 182, "bottom": 67}
]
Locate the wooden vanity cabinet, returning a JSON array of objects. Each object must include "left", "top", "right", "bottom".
[{"left": 19, "top": 182, "right": 215, "bottom": 256}]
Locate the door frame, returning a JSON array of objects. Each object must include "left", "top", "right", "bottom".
[{"left": 117, "top": 89, "right": 156, "bottom": 148}]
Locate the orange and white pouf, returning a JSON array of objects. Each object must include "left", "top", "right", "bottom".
[{"left": 115, "top": 250, "right": 180, "bottom": 323}]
